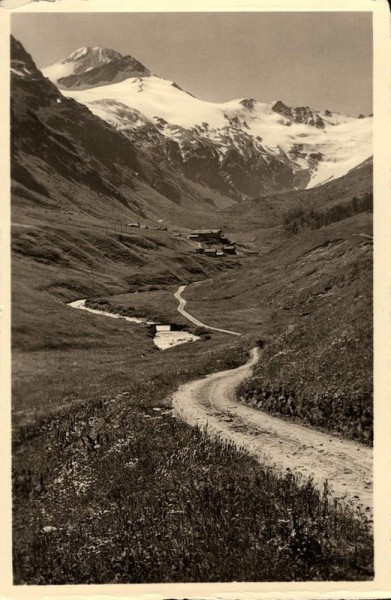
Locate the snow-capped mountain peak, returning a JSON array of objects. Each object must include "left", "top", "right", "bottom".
[
  {"left": 43, "top": 46, "right": 123, "bottom": 84},
  {"left": 43, "top": 47, "right": 150, "bottom": 89},
  {"left": 66, "top": 46, "right": 122, "bottom": 64},
  {"left": 45, "top": 45, "right": 372, "bottom": 197}
]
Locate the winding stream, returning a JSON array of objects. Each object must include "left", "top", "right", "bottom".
[{"left": 68, "top": 298, "right": 200, "bottom": 350}]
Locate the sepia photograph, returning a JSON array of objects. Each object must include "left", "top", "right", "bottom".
[{"left": 1, "top": 0, "right": 389, "bottom": 594}]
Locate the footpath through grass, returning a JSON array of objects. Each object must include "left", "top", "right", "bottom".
[
  {"left": 239, "top": 250, "right": 373, "bottom": 445},
  {"left": 12, "top": 206, "right": 374, "bottom": 583},
  {"left": 13, "top": 342, "right": 373, "bottom": 584}
]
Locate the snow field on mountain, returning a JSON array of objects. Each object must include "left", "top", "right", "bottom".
[
  {"left": 306, "top": 118, "right": 372, "bottom": 187},
  {"left": 44, "top": 61, "right": 77, "bottom": 84},
  {"left": 41, "top": 43, "right": 372, "bottom": 190},
  {"left": 64, "top": 76, "right": 235, "bottom": 129},
  {"left": 42, "top": 47, "right": 123, "bottom": 84},
  {"left": 63, "top": 74, "right": 372, "bottom": 188}
]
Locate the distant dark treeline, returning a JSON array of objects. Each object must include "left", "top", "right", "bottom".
[{"left": 283, "top": 192, "right": 373, "bottom": 235}]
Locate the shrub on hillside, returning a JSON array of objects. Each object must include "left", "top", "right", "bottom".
[{"left": 283, "top": 192, "right": 373, "bottom": 235}]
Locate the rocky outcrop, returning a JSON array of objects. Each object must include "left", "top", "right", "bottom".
[
  {"left": 272, "top": 100, "right": 326, "bottom": 128},
  {"left": 40, "top": 45, "right": 373, "bottom": 200},
  {"left": 57, "top": 54, "right": 151, "bottom": 90}
]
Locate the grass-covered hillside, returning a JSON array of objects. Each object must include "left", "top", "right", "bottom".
[
  {"left": 184, "top": 212, "right": 373, "bottom": 444},
  {"left": 239, "top": 235, "right": 372, "bottom": 443},
  {"left": 11, "top": 36, "right": 373, "bottom": 584},
  {"left": 14, "top": 348, "right": 373, "bottom": 584},
  {"left": 223, "top": 157, "right": 372, "bottom": 253},
  {"left": 12, "top": 216, "right": 240, "bottom": 423}
]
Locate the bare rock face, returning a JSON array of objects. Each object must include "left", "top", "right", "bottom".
[
  {"left": 272, "top": 100, "right": 292, "bottom": 118},
  {"left": 240, "top": 98, "right": 257, "bottom": 110},
  {"left": 272, "top": 100, "right": 326, "bottom": 128},
  {"left": 11, "top": 36, "right": 43, "bottom": 81},
  {"left": 11, "top": 37, "right": 156, "bottom": 212},
  {"left": 56, "top": 53, "right": 151, "bottom": 90},
  {"left": 29, "top": 41, "right": 372, "bottom": 202}
]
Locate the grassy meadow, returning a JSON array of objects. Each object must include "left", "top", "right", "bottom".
[
  {"left": 12, "top": 174, "right": 373, "bottom": 582},
  {"left": 14, "top": 359, "right": 373, "bottom": 584},
  {"left": 183, "top": 215, "right": 373, "bottom": 445},
  {"left": 11, "top": 38, "right": 374, "bottom": 584}
]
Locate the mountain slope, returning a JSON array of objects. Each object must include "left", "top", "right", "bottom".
[
  {"left": 11, "top": 37, "right": 244, "bottom": 392},
  {"left": 11, "top": 37, "right": 236, "bottom": 226},
  {"left": 46, "top": 46, "right": 151, "bottom": 90},
  {"left": 43, "top": 46, "right": 372, "bottom": 198},
  {"left": 12, "top": 37, "right": 373, "bottom": 585},
  {"left": 11, "top": 37, "right": 143, "bottom": 218}
]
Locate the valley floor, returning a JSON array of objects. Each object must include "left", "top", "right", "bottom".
[
  {"left": 10, "top": 35, "right": 374, "bottom": 582},
  {"left": 66, "top": 285, "right": 373, "bottom": 517},
  {"left": 11, "top": 166, "right": 373, "bottom": 583}
]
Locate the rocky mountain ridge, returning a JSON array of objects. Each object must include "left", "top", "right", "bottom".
[
  {"left": 11, "top": 36, "right": 232, "bottom": 226},
  {"left": 42, "top": 45, "right": 373, "bottom": 199},
  {"left": 47, "top": 47, "right": 151, "bottom": 90}
]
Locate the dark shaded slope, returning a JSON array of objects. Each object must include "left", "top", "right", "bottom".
[
  {"left": 11, "top": 36, "right": 144, "bottom": 214},
  {"left": 57, "top": 54, "right": 151, "bottom": 90},
  {"left": 220, "top": 157, "right": 373, "bottom": 252},
  {"left": 11, "top": 36, "right": 232, "bottom": 225}
]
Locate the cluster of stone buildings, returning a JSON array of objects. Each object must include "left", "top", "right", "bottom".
[{"left": 189, "top": 229, "right": 236, "bottom": 257}]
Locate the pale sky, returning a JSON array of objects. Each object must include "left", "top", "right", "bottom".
[{"left": 12, "top": 12, "right": 373, "bottom": 116}]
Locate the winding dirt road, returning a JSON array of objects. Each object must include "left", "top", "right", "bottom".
[
  {"left": 174, "top": 285, "right": 241, "bottom": 336},
  {"left": 70, "top": 288, "right": 372, "bottom": 515},
  {"left": 172, "top": 347, "right": 373, "bottom": 516}
]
